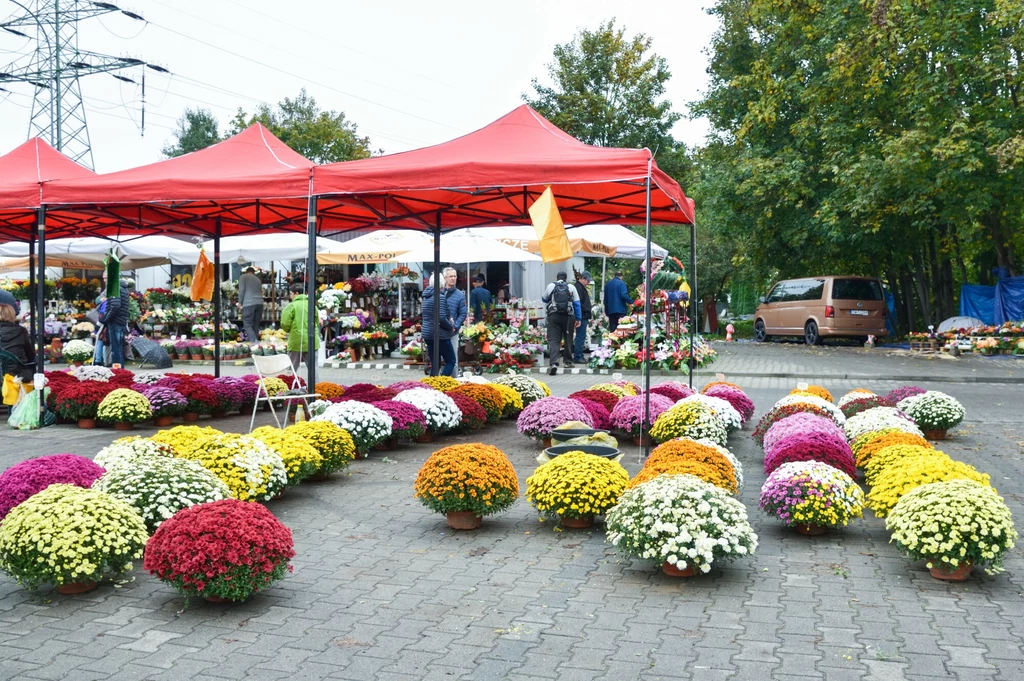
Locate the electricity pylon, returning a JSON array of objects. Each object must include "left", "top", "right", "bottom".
[{"left": 0, "top": 1, "right": 153, "bottom": 169}]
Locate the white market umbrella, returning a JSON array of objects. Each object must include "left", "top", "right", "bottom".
[
  {"left": 389, "top": 232, "right": 542, "bottom": 265},
  {"left": 936, "top": 316, "right": 984, "bottom": 333}
]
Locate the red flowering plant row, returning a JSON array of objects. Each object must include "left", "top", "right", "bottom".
[{"left": 144, "top": 499, "right": 295, "bottom": 602}]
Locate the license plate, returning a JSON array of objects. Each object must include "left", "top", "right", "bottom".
[{"left": 850, "top": 310, "right": 869, "bottom": 316}]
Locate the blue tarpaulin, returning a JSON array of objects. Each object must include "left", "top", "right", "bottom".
[
  {"left": 960, "top": 278, "right": 1024, "bottom": 325},
  {"left": 994, "top": 276, "right": 1024, "bottom": 324},
  {"left": 960, "top": 284, "right": 997, "bottom": 324}
]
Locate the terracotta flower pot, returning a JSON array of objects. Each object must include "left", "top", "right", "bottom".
[
  {"left": 153, "top": 415, "right": 174, "bottom": 427},
  {"left": 415, "top": 431, "right": 434, "bottom": 443},
  {"left": 212, "top": 410, "right": 228, "bottom": 419},
  {"left": 72, "top": 361, "right": 83, "bottom": 368},
  {"left": 56, "top": 580, "right": 97, "bottom": 595},
  {"left": 191, "top": 354, "right": 203, "bottom": 361},
  {"left": 541, "top": 437, "right": 552, "bottom": 449},
  {"left": 114, "top": 422, "right": 134, "bottom": 431},
  {"left": 203, "top": 594, "right": 231, "bottom": 603},
  {"left": 929, "top": 559, "right": 973, "bottom": 581},
  {"left": 560, "top": 515, "right": 593, "bottom": 529},
  {"left": 183, "top": 412, "right": 199, "bottom": 422},
  {"left": 349, "top": 348, "right": 360, "bottom": 363},
  {"left": 923, "top": 429, "right": 947, "bottom": 441},
  {"left": 632, "top": 433, "right": 649, "bottom": 446},
  {"left": 794, "top": 523, "right": 827, "bottom": 536},
  {"left": 662, "top": 561, "right": 696, "bottom": 578},
  {"left": 77, "top": 418, "right": 96, "bottom": 429},
  {"left": 446, "top": 511, "right": 482, "bottom": 530},
  {"left": 307, "top": 472, "right": 332, "bottom": 482}
]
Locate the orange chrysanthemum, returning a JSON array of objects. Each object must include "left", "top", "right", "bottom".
[
  {"left": 314, "top": 382, "right": 345, "bottom": 399},
  {"left": 790, "top": 385, "right": 834, "bottom": 403},
  {"left": 629, "top": 461, "right": 737, "bottom": 494},
  {"left": 414, "top": 444, "right": 519, "bottom": 517}
]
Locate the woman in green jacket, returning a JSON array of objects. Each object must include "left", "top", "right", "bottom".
[{"left": 280, "top": 284, "right": 320, "bottom": 381}]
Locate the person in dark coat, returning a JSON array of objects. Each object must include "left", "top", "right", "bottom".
[
  {"left": 603, "top": 270, "right": 632, "bottom": 331},
  {"left": 99, "top": 278, "right": 130, "bottom": 366},
  {"left": 0, "top": 290, "right": 20, "bottom": 315},
  {"left": 0, "top": 303, "right": 35, "bottom": 382},
  {"left": 420, "top": 286, "right": 455, "bottom": 376},
  {"left": 572, "top": 271, "right": 594, "bottom": 363}
]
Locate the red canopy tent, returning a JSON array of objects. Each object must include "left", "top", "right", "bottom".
[
  {"left": 309, "top": 105, "right": 697, "bottom": 427},
  {"left": 312, "top": 105, "right": 694, "bottom": 232}
]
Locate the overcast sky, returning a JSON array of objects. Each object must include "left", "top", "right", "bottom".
[{"left": 0, "top": 1, "right": 719, "bottom": 173}]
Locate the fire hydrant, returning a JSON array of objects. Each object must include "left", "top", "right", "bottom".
[{"left": 725, "top": 323, "right": 735, "bottom": 342}]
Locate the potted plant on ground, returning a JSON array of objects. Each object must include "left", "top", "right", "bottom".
[
  {"left": 896, "top": 391, "right": 966, "bottom": 440},
  {"left": 609, "top": 394, "right": 674, "bottom": 445},
  {"left": 515, "top": 396, "right": 594, "bottom": 448},
  {"left": 309, "top": 401, "right": 393, "bottom": 454},
  {"left": 414, "top": 443, "right": 519, "bottom": 530},
  {"left": 144, "top": 499, "right": 295, "bottom": 603},
  {"left": 94, "top": 436, "right": 175, "bottom": 469},
  {"left": 97, "top": 388, "right": 153, "bottom": 431},
  {"left": 759, "top": 461, "right": 865, "bottom": 535},
  {"left": 886, "top": 479, "right": 1017, "bottom": 581},
  {"left": 866, "top": 455, "right": 990, "bottom": 518},
  {"left": 0, "top": 454, "right": 106, "bottom": 520},
  {"left": 178, "top": 433, "right": 287, "bottom": 502},
  {"left": 392, "top": 388, "right": 462, "bottom": 442},
  {"left": 61, "top": 339, "right": 93, "bottom": 367},
  {"left": 0, "top": 484, "right": 148, "bottom": 594},
  {"left": 250, "top": 426, "right": 323, "bottom": 486},
  {"left": 175, "top": 380, "right": 219, "bottom": 421},
  {"left": 93, "top": 456, "right": 231, "bottom": 532},
  {"left": 369, "top": 400, "right": 426, "bottom": 443},
  {"left": 52, "top": 380, "right": 114, "bottom": 428},
  {"left": 605, "top": 474, "right": 759, "bottom": 578},
  {"left": 649, "top": 401, "right": 728, "bottom": 448},
  {"left": 285, "top": 421, "right": 356, "bottom": 479},
  {"left": 526, "top": 451, "right": 628, "bottom": 528},
  {"left": 629, "top": 439, "right": 739, "bottom": 495},
  {"left": 141, "top": 386, "right": 187, "bottom": 426},
  {"left": 445, "top": 392, "right": 487, "bottom": 433}
]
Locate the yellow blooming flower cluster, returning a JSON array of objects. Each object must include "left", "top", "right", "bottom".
[
  {"left": 420, "top": 376, "right": 460, "bottom": 391},
  {"left": 886, "top": 479, "right": 1017, "bottom": 573},
  {"left": 535, "top": 379, "right": 552, "bottom": 397},
  {"left": 251, "top": 426, "right": 324, "bottom": 484},
  {"left": 177, "top": 433, "right": 287, "bottom": 501},
  {"left": 851, "top": 430, "right": 931, "bottom": 468},
  {"left": 588, "top": 383, "right": 629, "bottom": 398},
  {"left": 151, "top": 425, "right": 223, "bottom": 456},
  {"left": 286, "top": 421, "right": 356, "bottom": 474},
  {"left": 414, "top": 444, "right": 519, "bottom": 517},
  {"left": 526, "top": 451, "right": 629, "bottom": 520},
  {"left": 0, "top": 484, "right": 148, "bottom": 589},
  {"left": 864, "top": 444, "right": 944, "bottom": 486},
  {"left": 789, "top": 385, "right": 834, "bottom": 402},
  {"left": 489, "top": 383, "right": 524, "bottom": 417},
  {"left": 256, "top": 376, "right": 289, "bottom": 398},
  {"left": 867, "top": 456, "right": 991, "bottom": 517}
]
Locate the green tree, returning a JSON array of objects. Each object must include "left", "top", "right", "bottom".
[
  {"left": 525, "top": 19, "right": 680, "bottom": 150},
  {"left": 162, "top": 108, "right": 221, "bottom": 158},
  {"left": 228, "top": 89, "right": 372, "bottom": 163}
]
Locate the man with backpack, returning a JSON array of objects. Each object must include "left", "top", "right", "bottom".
[{"left": 541, "top": 271, "right": 581, "bottom": 376}]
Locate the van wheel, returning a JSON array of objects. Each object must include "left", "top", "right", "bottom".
[
  {"left": 753, "top": 320, "right": 768, "bottom": 342},
  {"left": 804, "top": 321, "right": 822, "bottom": 346}
]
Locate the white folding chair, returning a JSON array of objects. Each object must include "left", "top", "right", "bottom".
[{"left": 249, "top": 354, "right": 321, "bottom": 432}]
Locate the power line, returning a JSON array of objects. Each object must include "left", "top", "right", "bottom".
[{"left": 144, "top": 18, "right": 463, "bottom": 133}]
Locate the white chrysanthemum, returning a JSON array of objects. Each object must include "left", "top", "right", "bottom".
[
  {"left": 95, "top": 437, "right": 175, "bottom": 469},
  {"left": 310, "top": 401, "right": 393, "bottom": 449},
  {"left": 393, "top": 388, "right": 462, "bottom": 432},
  {"left": 133, "top": 372, "right": 167, "bottom": 385},
  {"left": 844, "top": 406, "right": 922, "bottom": 442},
  {"left": 681, "top": 394, "right": 743, "bottom": 432},
  {"left": 837, "top": 389, "right": 875, "bottom": 410},
  {"left": 74, "top": 365, "right": 114, "bottom": 382},
  {"left": 897, "top": 391, "right": 966, "bottom": 432}
]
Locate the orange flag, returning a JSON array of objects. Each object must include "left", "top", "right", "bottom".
[
  {"left": 528, "top": 187, "right": 573, "bottom": 263},
  {"left": 191, "top": 249, "right": 214, "bottom": 302}
]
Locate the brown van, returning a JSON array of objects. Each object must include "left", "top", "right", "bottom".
[{"left": 753, "top": 276, "right": 889, "bottom": 345}]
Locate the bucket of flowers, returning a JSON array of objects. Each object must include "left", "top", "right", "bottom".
[
  {"left": 895, "top": 391, "right": 966, "bottom": 440},
  {"left": 393, "top": 388, "right": 462, "bottom": 441},
  {"left": 96, "top": 388, "right": 152, "bottom": 431},
  {"left": 526, "top": 451, "right": 628, "bottom": 529},
  {"left": 144, "top": 499, "right": 296, "bottom": 603},
  {"left": 93, "top": 456, "right": 231, "bottom": 532},
  {"left": 0, "top": 484, "right": 148, "bottom": 594},
  {"left": 309, "top": 401, "right": 393, "bottom": 454},
  {"left": 516, "top": 397, "right": 594, "bottom": 447},
  {"left": 414, "top": 444, "right": 519, "bottom": 530},
  {"left": 759, "top": 461, "right": 865, "bottom": 536},
  {"left": 886, "top": 479, "right": 1017, "bottom": 581},
  {"left": 606, "top": 474, "right": 758, "bottom": 578},
  {"left": 61, "top": 339, "right": 93, "bottom": 367}
]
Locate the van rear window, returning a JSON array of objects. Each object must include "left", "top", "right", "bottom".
[{"left": 833, "top": 279, "right": 883, "bottom": 301}]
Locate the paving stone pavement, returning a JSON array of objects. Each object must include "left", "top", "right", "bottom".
[{"left": 1, "top": 346, "right": 1022, "bottom": 680}]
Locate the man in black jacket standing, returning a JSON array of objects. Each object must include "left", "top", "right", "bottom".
[{"left": 572, "top": 271, "right": 593, "bottom": 364}]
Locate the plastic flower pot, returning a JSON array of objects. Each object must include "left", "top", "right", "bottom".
[
  {"left": 550, "top": 428, "right": 609, "bottom": 443},
  {"left": 183, "top": 412, "right": 199, "bottom": 422},
  {"left": 662, "top": 561, "right": 696, "bottom": 578},
  {"left": 544, "top": 444, "right": 620, "bottom": 459},
  {"left": 446, "top": 511, "right": 482, "bottom": 530},
  {"left": 923, "top": 429, "right": 947, "bottom": 440}
]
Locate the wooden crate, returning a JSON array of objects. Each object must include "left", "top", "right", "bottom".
[{"left": 909, "top": 339, "right": 939, "bottom": 352}]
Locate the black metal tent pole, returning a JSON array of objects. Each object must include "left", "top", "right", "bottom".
[
  {"left": 306, "top": 195, "right": 318, "bottom": 391},
  {"left": 213, "top": 219, "right": 222, "bottom": 378},
  {"left": 642, "top": 160, "right": 654, "bottom": 461},
  {"left": 28, "top": 229, "right": 35, "bottom": 352},
  {"left": 689, "top": 219, "right": 697, "bottom": 389},
  {"left": 35, "top": 207, "right": 46, "bottom": 375},
  {"left": 431, "top": 213, "right": 442, "bottom": 374}
]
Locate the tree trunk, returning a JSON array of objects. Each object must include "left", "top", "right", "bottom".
[
  {"left": 987, "top": 211, "right": 1018, "bottom": 277},
  {"left": 900, "top": 269, "right": 917, "bottom": 331},
  {"left": 912, "top": 249, "right": 933, "bottom": 328}
]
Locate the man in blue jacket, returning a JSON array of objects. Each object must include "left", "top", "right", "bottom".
[
  {"left": 542, "top": 271, "right": 581, "bottom": 375},
  {"left": 98, "top": 278, "right": 130, "bottom": 366},
  {"left": 603, "top": 270, "right": 632, "bottom": 331},
  {"left": 421, "top": 284, "right": 455, "bottom": 376},
  {"left": 443, "top": 267, "right": 467, "bottom": 377}
]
